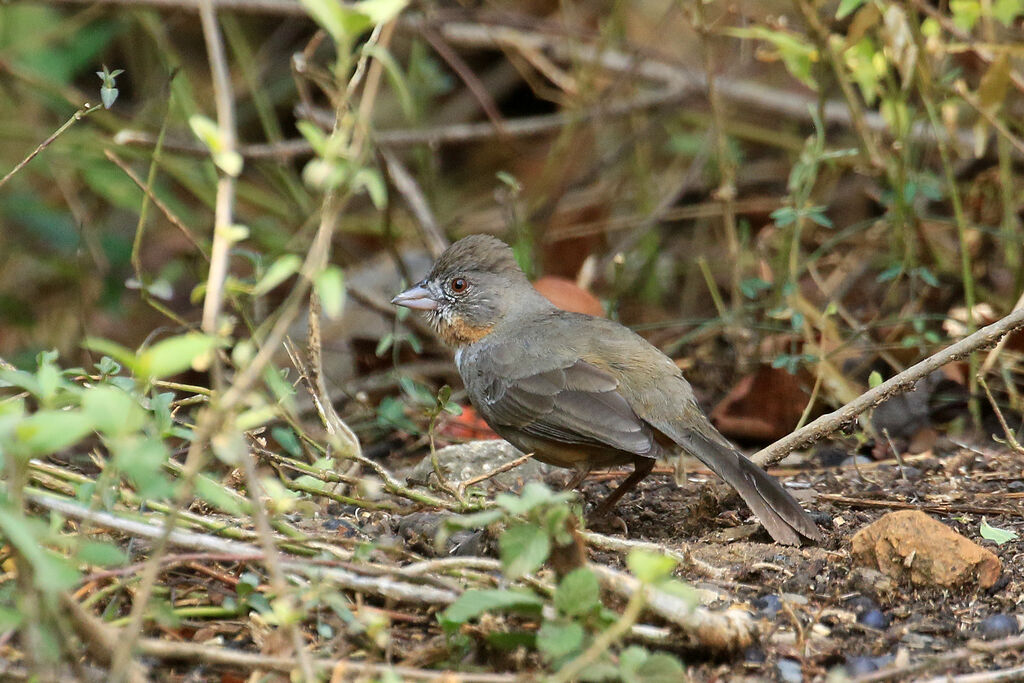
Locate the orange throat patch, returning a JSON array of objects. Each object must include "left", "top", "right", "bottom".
[{"left": 435, "top": 314, "right": 494, "bottom": 346}]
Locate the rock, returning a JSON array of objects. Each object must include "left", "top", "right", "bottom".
[
  {"left": 776, "top": 658, "right": 803, "bottom": 683},
  {"left": 846, "top": 654, "right": 893, "bottom": 676},
  {"left": 753, "top": 594, "right": 782, "bottom": 618},
  {"left": 977, "top": 614, "right": 1020, "bottom": 640},
  {"left": 407, "top": 440, "right": 551, "bottom": 490},
  {"left": 851, "top": 510, "right": 1002, "bottom": 589},
  {"left": 859, "top": 609, "right": 889, "bottom": 630}
]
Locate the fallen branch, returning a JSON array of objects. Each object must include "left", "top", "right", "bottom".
[
  {"left": 753, "top": 305, "right": 1024, "bottom": 467},
  {"left": 24, "top": 490, "right": 459, "bottom": 605},
  {"left": 850, "top": 634, "right": 1024, "bottom": 683},
  {"left": 590, "top": 564, "right": 756, "bottom": 652}
]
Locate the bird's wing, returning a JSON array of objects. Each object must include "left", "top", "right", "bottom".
[{"left": 470, "top": 353, "right": 655, "bottom": 456}]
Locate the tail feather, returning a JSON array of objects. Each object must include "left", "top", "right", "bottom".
[{"left": 673, "top": 429, "right": 822, "bottom": 545}]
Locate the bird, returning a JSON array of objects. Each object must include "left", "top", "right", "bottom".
[{"left": 391, "top": 235, "right": 823, "bottom": 545}]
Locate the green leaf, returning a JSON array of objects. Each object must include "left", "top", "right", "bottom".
[
  {"left": 980, "top": 518, "right": 1019, "bottom": 545},
  {"left": 314, "top": 265, "right": 345, "bottom": 319},
  {"left": 496, "top": 481, "right": 560, "bottom": 514},
  {"left": 627, "top": 549, "right": 677, "bottom": 584},
  {"left": 499, "top": 523, "right": 550, "bottom": 578},
  {"left": 836, "top": 0, "right": 868, "bottom": 19},
  {"left": 868, "top": 370, "right": 883, "bottom": 388},
  {"left": 620, "top": 646, "right": 685, "bottom": 683},
  {"left": 15, "top": 410, "right": 94, "bottom": 455},
  {"left": 137, "top": 333, "right": 218, "bottom": 381},
  {"left": 537, "top": 621, "right": 584, "bottom": 659},
  {"left": 0, "top": 510, "right": 79, "bottom": 591},
  {"left": 950, "top": 0, "right": 982, "bottom": 30},
  {"left": 993, "top": 0, "right": 1024, "bottom": 25},
  {"left": 0, "top": 606, "right": 24, "bottom": 631},
  {"left": 555, "top": 567, "right": 601, "bottom": 616},
  {"left": 194, "top": 474, "right": 247, "bottom": 516},
  {"left": 445, "top": 508, "right": 505, "bottom": 531},
  {"left": 252, "top": 254, "right": 301, "bottom": 296},
  {"left": 83, "top": 338, "right": 138, "bottom": 375},
  {"left": 111, "top": 436, "right": 174, "bottom": 499},
  {"left": 77, "top": 540, "right": 128, "bottom": 567},
  {"left": 82, "top": 385, "right": 145, "bottom": 436},
  {"left": 486, "top": 631, "right": 536, "bottom": 650},
  {"left": 723, "top": 26, "right": 818, "bottom": 90},
  {"left": 439, "top": 589, "right": 544, "bottom": 628}
]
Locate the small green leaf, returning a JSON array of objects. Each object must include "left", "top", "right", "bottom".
[
  {"left": 253, "top": 254, "right": 302, "bottom": 296},
  {"left": 499, "top": 523, "right": 550, "bottom": 578},
  {"left": 0, "top": 510, "right": 79, "bottom": 591},
  {"left": 445, "top": 508, "right": 505, "bottom": 531},
  {"left": 554, "top": 568, "right": 600, "bottom": 616},
  {"left": 836, "top": 0, "right": 868, "bottom": 19},
  {"left": 315, "top": 265, "right": 345, "bottom": 319},
  {"left": 77, "top": 540, "right": 128, "bottom": 567},
  {"left": 621, "top": 647, "right": 685, "bottom": 683},
  {"left": 537, "top": 621, "right": 584, "bottom": 659},
  {"left": 627, "top": 549, "right": 677, "bottom": 584},
  {"left": 980, "top": 518, "right": 1018, "bottom": 545},
  {"left": 15, "top": 410, "right": 94, "bottom": 455},
  {"left": 137, "top": 333, "right": 219, "bottom": 381},
  {"left": 439, "top": 588, "right": 543, "bottom": 628},
  {"left": 193, "top": 475, "right": 247, "bottom": 516},
  {"left": 82, "top": 385, "right": 145, "bottom": 436},
  {"left": 868, "top": 370, "right": 883, "bottom": 388}
]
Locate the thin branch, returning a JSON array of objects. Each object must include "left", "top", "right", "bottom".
[
  {"left": 590, "top": 564, "right": 756, "bottom": 652},
  {"left": 752, "top": 305, "right": 1024, "bottom": 467},
  {"left": 0, "top": 103, "right": 102, "bottom": 189}
]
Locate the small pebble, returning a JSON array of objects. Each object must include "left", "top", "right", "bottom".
[
  {"left": 753, "top": 594, "right": 782, "bottom": 618},
  {"left": 447, "top": 529, "right": 484, "bottom": 556},
  {"left": 859, "top": 608, "right": 890, "bottom": 630},
  {"left": 841, "top": 455, "right": 874, "bottom": 467},
  {"left": 899, "top": 466, "right": 922, "bottom": 480},
  {"left": 977, "top": 614, "right": 1020, "bottom": 640},
  {"left": 776, "top": 658, "right": 803, "bottom": 683},
  {"left": 1008, "top": 481, "right": 1024, "bottom": 493},
  {"left": 846, "top": 654, "right": 893, "bottom": 676},
  {"left": 743, "top": 647, "right": 766, "bottom": 664}
]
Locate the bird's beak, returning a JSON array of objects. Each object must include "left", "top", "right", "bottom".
[{"left": 391, "top": 284, "right": 439, "bottom": 311}]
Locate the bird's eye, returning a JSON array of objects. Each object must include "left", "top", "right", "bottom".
[{"left": 450, "top": 277, "right": 468, "bottom": 293}]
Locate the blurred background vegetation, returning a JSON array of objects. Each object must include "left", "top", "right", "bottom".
[{"left": 1, "top": 0, "right": 1023, "bottom": 678}]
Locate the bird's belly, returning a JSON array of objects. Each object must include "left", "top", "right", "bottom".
[{"left": 493, "top": 429, "right": 637, "bottom": 471}]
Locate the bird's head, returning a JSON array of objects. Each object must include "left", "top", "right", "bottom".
[{"left": 391, "top": 235, "right": 541, "bottom": 347}]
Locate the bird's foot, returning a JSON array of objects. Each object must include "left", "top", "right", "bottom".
[{"left": 585, "top": 510, "right": 628, "bottom": 535}]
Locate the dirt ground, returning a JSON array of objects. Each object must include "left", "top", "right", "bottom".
[
  {"left": 371, "top": 434, "right": 1023, "bottom": 681},
  {"left": 564, "top": 438, "right": 1024, "bottom": 681}
]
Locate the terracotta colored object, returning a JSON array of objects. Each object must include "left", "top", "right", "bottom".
[
  {"left": 438, "top": 406, "right": 499, "bottom": 440},
  {"left": 851, "top": 510, "right": 1001, "bottom": 589},
  {"left": 532, "top": 276, "right": 605, "bottom": 317},
  {"left": 711, "top": 366, "right": 812, "bottom": 442}
]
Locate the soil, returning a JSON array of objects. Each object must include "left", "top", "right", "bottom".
[{"left": 556, "top": 438, "right": 1024, "bottom": 680}]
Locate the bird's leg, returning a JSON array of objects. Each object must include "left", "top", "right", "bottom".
[
  {"left": 563, "top": 465, "right": 592, "bottom": 492},
  {"left": 590, "top": 458, "right": 655, "bottom": 518}
]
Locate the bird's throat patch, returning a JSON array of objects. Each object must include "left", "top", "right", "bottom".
[{"left": 437, "top": 315, "right": 494, "bottom": 346}]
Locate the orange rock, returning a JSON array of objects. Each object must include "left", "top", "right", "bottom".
[
  {"left": 851, "top": 510, "right": 1001, "bottom": 589},
  {"left": 533, "top": 276, "right": 604, "bottom": 317}
]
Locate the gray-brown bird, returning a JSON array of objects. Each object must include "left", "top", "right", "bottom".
[{"left": 392, "top": 235, "right": 822, "bottom": 545}]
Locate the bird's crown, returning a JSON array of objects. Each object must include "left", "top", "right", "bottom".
[{"left": 430, "top": 235, "right": 522, "bottom": 278}]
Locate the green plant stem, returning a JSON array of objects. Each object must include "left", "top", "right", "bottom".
[
  {"left": 913, "top": 38, "right": 979, "bottom": 426},
  {"left": 0, "top": 102, "right": 102, "bottom": 189},
  {"left": 792, "top": 0, "right": 883, "bottom": 170},
  {"left": 696, "top": 256, "right": 728, "bottom": 319},
  {"left": 695, "top": 0, "right": 742, "bottom": 315},
  {"left": 549, "top": 588, "right": 646, "bottom": 683}
]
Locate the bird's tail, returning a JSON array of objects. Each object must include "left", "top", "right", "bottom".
[{"left": 673, "top": 429, "right": 823, "bottom": 545}]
